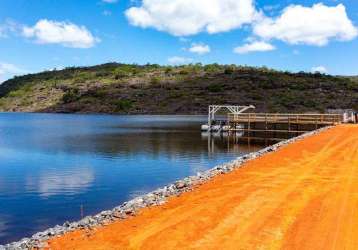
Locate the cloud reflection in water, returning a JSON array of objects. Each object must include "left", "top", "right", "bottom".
[{"left": 36, "top": 166, "right": 94, "bottom": 198}]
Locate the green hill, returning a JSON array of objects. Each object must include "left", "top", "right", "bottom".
[{"left": 0, "top": 63, "right": 357, "bottom": 114}]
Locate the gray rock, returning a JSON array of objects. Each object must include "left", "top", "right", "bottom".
[
  {"left": 0, "top": 126, "right": 332, "bottom": 250},
  {"left": 175, "top": 181, "right": 186, "bottom": 189},
  {"left": 63, "top": 221, "right": 71, "bottom": 227}
]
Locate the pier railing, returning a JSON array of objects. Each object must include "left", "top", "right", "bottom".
[{"left": 228, "top": 113, "right": 343, "bottom": 126}]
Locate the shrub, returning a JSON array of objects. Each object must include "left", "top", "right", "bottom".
[
  {"left": 6, "top": 84, "right": 33, "bottom": 98},
  {"left": 207, "top": 84, "right": 223, "bottom": 93},
  {"left": 224, "top": 67, "right": 234, "bottom": 75},
  {"left": 164, "top": 67, "right": 173, "bottom": 74},
  {"left": 73, "top": 72, "right": 92, "bottom": 83},
  {"left": 95, "top": 71, "right": 111, "bottom": 78},
  {"left": 114, "top": 70, "right": 129, "bottom": 79},
  {"left": 179, "top": 69, "right": 189, "bottom": 75},
  {"left": 86, "top": 89, "right": 107, "bottom": 98},
  {"left": 113, "top": 65, "right": 141, "bottom": 79},
  {"left": 113, "top": 99, "right": 133, "bottom": 111},
  {"left": 150, "top": 77, "right": 161, "bottom": 85},
  {"left": 204, "top": 63, "right": 222, "bottom": 73},
  {"left": 62, "top": 88, "right": 80, "bottom": 103}
]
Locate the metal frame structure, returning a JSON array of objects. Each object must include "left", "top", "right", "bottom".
[
  {"left": 208, "top": 105, "right": 255, "bottom": 128},
  {"left": 228, "top": 113, "right": 343, "bottom": 126}
]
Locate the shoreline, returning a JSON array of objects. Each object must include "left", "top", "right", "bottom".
[{"left": 0, "top": 126, "right": 332, "bottom": 250}]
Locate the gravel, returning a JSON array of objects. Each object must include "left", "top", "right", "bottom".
[{"left": 0, "top": 126, "right": 331, "bottom": 250}]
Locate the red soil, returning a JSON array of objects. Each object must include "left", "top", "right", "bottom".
[{"left": 46, "top": 125, "right": 358, "bottom": 250}]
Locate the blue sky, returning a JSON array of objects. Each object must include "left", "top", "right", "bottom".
[{"left": 0, "top": 0, "right": 357, "bottom": 82}]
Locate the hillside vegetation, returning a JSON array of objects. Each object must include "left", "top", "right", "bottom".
[{"left": 0, "top": 63, "right": 357, "bottom": 114}]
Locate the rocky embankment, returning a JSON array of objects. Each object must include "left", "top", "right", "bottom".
[{"left": 0, "top": 127, "right": 331, "bottom": 250}]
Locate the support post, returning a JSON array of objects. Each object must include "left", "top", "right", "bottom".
[{"left": 208, "top": 106, "right": 212, "bottom": 129}]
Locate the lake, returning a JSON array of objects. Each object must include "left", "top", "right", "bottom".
[{"left": 0, "top": 113, "right": 264, "bottom": 244}]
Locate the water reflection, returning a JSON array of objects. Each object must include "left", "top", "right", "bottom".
[
  {"left": 0, "top": 215, "right": 10, "bottom": 238},
  {"left": 0, "top": 113, "right": 268, "bottom": 244},
  {"left": 35, "top": 166, "right": 95, "bottom": 198}
]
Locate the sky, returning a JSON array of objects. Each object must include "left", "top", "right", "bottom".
[{"left": 0, "top": 0, "right": 358, "bottom": 82}]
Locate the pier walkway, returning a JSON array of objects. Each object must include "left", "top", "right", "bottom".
[{"left": 47, "top": 125, "right": 358, "bottom": 250}]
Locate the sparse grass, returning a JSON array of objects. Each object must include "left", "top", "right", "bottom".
[{"left": 0, "top": 62, "right": 356, "bottom": 114}]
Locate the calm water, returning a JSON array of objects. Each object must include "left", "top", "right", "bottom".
[{"left": 0, "top": 113, "right": 264, "bottom": 244}]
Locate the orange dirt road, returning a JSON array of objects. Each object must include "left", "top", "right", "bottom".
[{"left": 47, "top": 125, "right": 358, "bottom": 250}]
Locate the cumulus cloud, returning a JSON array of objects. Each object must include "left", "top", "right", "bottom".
[
  {"left": 234, "top": 41, "right": 275, "bottom": 54},
  {"left": 125, "top": 1, "right": 357, "bottom": 50},
  {"left": 311, "top": 66, "right": 328, "bottom": 74},
  {"left": 22, "top": 19, "right": 100, "bottom": 48},
  {"left": 125, "top": 0, "right": 258, "bottom": 36},
  {"left": 253, "top": 3, "right": 358, "bottom": 46},
  {"left": 168, "top": 56, "right": 193, "bottom": 65},
  {"left": 188, "top": 43, "right": 210, "bottom": 55}
]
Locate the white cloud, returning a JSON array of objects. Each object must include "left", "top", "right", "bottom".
[
  {"left": 253, "top": 3, "right": 358, "bottom": 46},
  {"left": 234, "top": 41, "right": 275, "bottom": 54},
  {"left": 125, "top": 0, "right": 258, "bottom": 36},
  {"left": 311, "top": 66, "right": 328, "bottom": 74},
  {"left": 22, "top": 19, "right": 100, "bottom": 48},
  {"left": 0, "top": 19, "right": 19, "bottom": 38},
  {"left": 188, "top": 43, "right": 210, "bottom": 55},
  {"left": 0, "top": 62, "right": 27, "bottom": 83},
  {"left": 168, "top": 56, "right": 193, "bottom": 65},
  {"left": 125, "top": 1, "right": 357, "bottom": 49}
]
